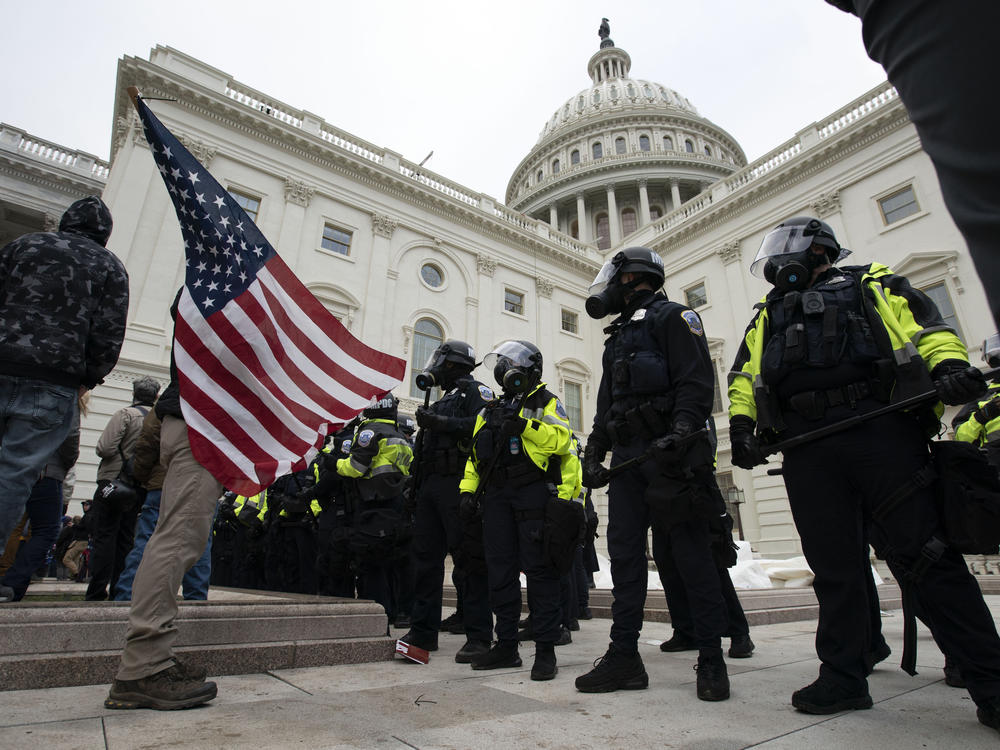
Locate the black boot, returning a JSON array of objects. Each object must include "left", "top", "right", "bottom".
[
  {"left": 791, "top": 677, "right": 872, "bottom": 714},
  {"left": 531, "top": 642, "right": 557, "bottom": 681},
  {"left": 863, "top": 640, "right": 891, "bottom": 676},
  {"left": 575, "top": 644, "right": 648, "bottom": 693},
  {"left": 660, "top": 632, "right": 696, "bottom": 652},
  {"left": 695, "top": 649, "right": 730, "bottom": 701},
  {"left": 455, "top": 639, "right": 490, "bottom": 664},
  {"left": 398, "top": 630, "right": 438, "bottom": 652},
  {"left": 471, "top": 641, "right": 522, "bottom": 671},
  {"left": 977, "top": 696, "right": 1000, "bottom": 732},
  {"left": 439, "top": 611, "right": 465, "bottom": 634},
  {"left": 728, "top": 634, "right": 755, "bottom": 659},
  {"left": 943, "top": 657, "right": 966, "bottom": 688}
]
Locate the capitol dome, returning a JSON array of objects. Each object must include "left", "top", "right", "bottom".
[{"left": 506, "top": 25, "right": 747, "bottom": 250}]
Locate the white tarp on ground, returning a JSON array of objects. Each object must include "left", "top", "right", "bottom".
[{"left": 588, "top": 541, "right": 885, "bottom": 591}]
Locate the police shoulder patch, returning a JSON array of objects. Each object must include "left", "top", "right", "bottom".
[
  {"left": 341, "top": 440, "right": 352, "bottom": 454},
  {"left": 357, "top": 430, "right": 375, "bottom": 448},
  {"left": 631, "top": 308, "right": 647, "bottom": 322},
  {"left": 555, "top": 400, "right": 568, "bottom": 419},
  {"left": 681, "top": 310, "right": 704, "bottom": 336},
  {"left": 478, "top": 385, "right": 495, "bottom": 401}
]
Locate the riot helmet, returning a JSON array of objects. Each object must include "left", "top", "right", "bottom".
[
  {"left": 363, "top": 394, "right": 398, "bottom": 420},
  {"left": 483, "top": 340, "right": 543, "bottom": 394},
  {"left": 415, "top": 339, "right": 476, "bottom": 391},
  {"left": 984, "top": 333, "right": 1000, "bottom": 369},
  {"left": 750, "top": 216, "right": 851, "bottom": 292},
  {"left": 586, "top": 247, "right": 665, "bottom": 319},
  {"left": 397, "top": 415, "right": 416, "bottom": 437}
]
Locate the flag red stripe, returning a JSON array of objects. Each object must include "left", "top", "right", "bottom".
[
  {"left": 267, "top": 258, "right": 406, "bottom": 379},
  {"left": 175, "top": 317, "right": 321, "bottom": 460}
]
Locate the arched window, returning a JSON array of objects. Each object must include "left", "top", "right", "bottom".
[
  {"left": 615, "top": 137, "right": 626, "bottom": 154},
  {"left": 649, "top": 206, "right": 663, "bottom": 221},
  {"left": 536, "top": 169, "right": 543, "bottom": 183},
  {"left": 704, "top": 145, "right": 712, "bottom": 157},
  {"left": 595, "top": 213, "right": 610, "bottom": 251},
  {"left": 639, "top": 135, "right": 650, "bottom": 151},
  {"left": 571, "top": 149, "right": 580, "bottom": 165},
  {"left": 621, "top": 208, "right": 637, "bottom": 236},
  {"left": 410, "top": 318, "right": 443, "bottom": 397},
  {"left": 592, "top": 142, "right": 603, "bottom": 159},
  {"left": 663, "top": 135, "right": 673, "bottom": 151},
  {"left": 685, "top": 139, "right": 694, "bottom": 153},
  {"left": 570, "top": 219, "right": 579, "bottom": 239},
  {"left": 552, "top": 159, "right": 560, "bottom": 174}
]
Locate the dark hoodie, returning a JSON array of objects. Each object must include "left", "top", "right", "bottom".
[{"left": 0, "top": 195, "right": 129, "bottom": 388}]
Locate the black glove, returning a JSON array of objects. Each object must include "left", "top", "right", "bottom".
[
  {"left": 501, "top": 416, "right": 528, "bottom": 437},
  {"left": 729, "top": 415, "right": 767, "bottom": 470},
  {"left": 582, "top": 441, "right": 611, "bottom": 489},
  {"left": 459, "top": 492, "right": 479, "bottom": 520},
  {"left": 652, "top": 419, "right": 695, "bottom": 464},
  {"left": 976, "top": 398, "right": 1000, "bottom": 425},
  {"left": 932, "top": 360, "right": 987, "bottom": 405},
  {"left": 415, "top": 406, "right": 441, "bottom": 430}
]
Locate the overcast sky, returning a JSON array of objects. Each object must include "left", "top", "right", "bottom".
[{"left": 2, "top": 1, "right": 887, "bottom": 202}]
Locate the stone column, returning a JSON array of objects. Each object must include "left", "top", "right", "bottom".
[
  {"left": 638, "top": 179, "right": 651, "bottom": 226},
  {"left": 549, "top": 203, "right": 558, "bottom": 229},
  {"left": 576, "top": 192, "right": 588, "bottom": 242},
  {"left": 670, "top": 179, "right": 681, "bottom": 211},
  {"left": 361, "top": 213, "right": 397, "bottom": 342},
  {"left": 606, "top": 184, "right": 621, "bottom": 245},
  {"left": 279, "top": 178, "right": 315, "bottom": 271}
]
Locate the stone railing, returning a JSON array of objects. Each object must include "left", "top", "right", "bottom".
[
  {"left": 635, "top": 81, "right": 899, "bottom": 243},
  {"left": 220, "top": 80, "right": 598, "bottom": 261},
  {"left": 966, "top": 555, "right": 1000, "bottom": 576},
  {"left": 0, "top": 125, "right": 110, "bottom": 181}
]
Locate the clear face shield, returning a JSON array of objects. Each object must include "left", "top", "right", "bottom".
[
  {"left": 984, "top": 333, "right": 1000, "bottom": 367},
  {"left": 484, "top": 341, "right": 538, "bottom": 394},
  {"left": 587, "top": 254, "right": 625, "bottom": 297}
]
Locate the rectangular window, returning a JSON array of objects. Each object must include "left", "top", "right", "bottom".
[
  {"left": 321, "top": 224, "right": 352, "bottom": 256},
  {"left": 561, "top": 309, "right": 579, "bottom": 334},
  {"left": 878, "top": 185, "right": 920, "bottom": 225},
  {"left": 921, "top": 281, "right": 964, "bottom": 341},
  {"left": 228, "top": 188, "right": 261, "bottom": 222},
  {"left": 564, "top": 382, "right": 583, "bottom": 432},
  {"left": 685, "top": 281, "right": 708, "bottom": 309},
  {"left": 504, "top": 289, "right": 524, "bottom": 315}
]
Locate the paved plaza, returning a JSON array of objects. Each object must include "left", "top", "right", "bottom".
[{"left": 2, "top": 595, "right": 999, "bottom": 749}]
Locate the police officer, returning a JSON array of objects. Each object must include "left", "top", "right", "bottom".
[
  {"left": 399, "top": 341, "right": 495, "bottom": 663},
  {"left": 262, "top": 469, "right": 319, "bottom": 594},
  {"left": 576, "top": 247, "right": 731, "bottom": 701},
  {"left": 337, "top": 395, "right": 413, "bottom": 622},
  {"left": 232, "top": 492, "right": 267, "bottom": 590},
  {"left": 953, "top": 334, "right": 1000, "bottom": 473},
  {"left": 459, "top": 341, "right": 577, "bottom": 681},
  {"left": 310, "top": 424, "right": 358, "bottom": 597},
  {"left": 728, "top": 216, "right": 1000, "bottom": 729}
]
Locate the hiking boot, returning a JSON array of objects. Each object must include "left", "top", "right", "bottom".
[
  {"left": 531, "top": 642, "right": 557, "bottom": 681},
  {"left": 575, "top": 644, "right": 649, "bottom": 693},
  {"left": 728, "top": 634, "right": 755, "bottom": 659},
  {"left": 863, "top": 641, "right": 891, "bottom": 676},
  {"left": 568, "top": 619, "right": 580, "bottom": 632},
  {"left": 695, "top": 650, "right": 730, "bottom": 701},
  {"left": 173, "top": 658, "right": 208, "bottom": 682},
  {"left": 659, "top": 632, "right": 696, "bottom": 652},
  {"left": 471, "top": 641, "right": 522, "bottom": 671},
  {"left": 105, "top": 665, "right": 217, "bottom": 710},
  {"left": 579, "top": 606, "right": 593, "bottom": 620},
  {"left": 555, "top": 627, "right": 573, "bottom": 646},
  {"left": 977, "top": 696, "right": 1000, "bottom": 732},
  {"left": 455, "top": 639, "right": 490, "bottom": 664},
  {"left": 943, "top": 657, "right": 966, "bottom": 688},
  {"left": 398, "top": 630, "right": 438, "bottom": 652},
  {"left": 439, "top": 612, "right": 463, "bottom": 632},
  {"left": 791, "top": 677, "right": 872, "bottom": 715}
]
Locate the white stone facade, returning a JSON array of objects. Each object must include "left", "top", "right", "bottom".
[{"left": 2, "top": 39, "right": 993, "bottom": 557}]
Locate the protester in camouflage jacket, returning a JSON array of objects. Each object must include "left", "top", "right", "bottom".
[{"left": 0, "top": 195, "right": 129, "bottom": 389}]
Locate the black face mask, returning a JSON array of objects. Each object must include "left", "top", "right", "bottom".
[
  {"left": 764, "top": 252, "right": 820, "bottom": 292},
  {"left": 502, "top": 368, "right": 533, "bottom": 394},
  {"left": 586, "top": 277, "right": 641, "bottom": 319}
]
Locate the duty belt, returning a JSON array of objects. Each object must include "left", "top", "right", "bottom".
[
  {"left": 419, "top": 447, "right": 466, "bottom": 476},
  {"left": 490, "top": 461, "right": 546, "bottom": 488},
  {"left": 784, "top": 380, "right": 880, "bottom": 421},
  {"left": 606, "top": 395, "right": 674, "bottom": 446}
]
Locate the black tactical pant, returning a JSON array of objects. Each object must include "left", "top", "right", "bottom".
[
  {"left": 651, "top": 525, "right": 749, "bottom": 641},
  {"left": 606, "top": 439, "right": 727, "bottom": 653},
  {"left": 408, "top": 472, "right": 492, "bottom": 642},
  {"left": 86, "top": 484, "right": 140, "bottom": 601},
  {"left": 482, "top": 479, "right": 560, "bottom": 644},
  {"left": 783, "top": 411, "right": 1000, "bottom": 705}
]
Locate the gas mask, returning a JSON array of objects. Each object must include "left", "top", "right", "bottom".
[
  {"left": 586, "top": 276, "right": 642, "bottom": 319},
  {"left": 763, "top": 252, "right": 819, "bottom": 293}
]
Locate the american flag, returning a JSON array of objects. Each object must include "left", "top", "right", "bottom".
[{"left": 132, "top": 93, "right": 405, "bottom": 495}]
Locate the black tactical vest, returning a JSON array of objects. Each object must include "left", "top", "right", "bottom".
[{"left": 608, "top": 297, "right": 676, "bottom": 402}]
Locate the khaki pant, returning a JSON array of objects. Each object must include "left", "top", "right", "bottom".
[
  {"left": 116, "top": 416, "right": 220, "bottom": 680},
  {"left": 62, "top": 540, "right": 89, "bottom": 576}
]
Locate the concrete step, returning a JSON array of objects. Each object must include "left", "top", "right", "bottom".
[{"left": 0, "top": 588, "right": 393, "bottom": 691}]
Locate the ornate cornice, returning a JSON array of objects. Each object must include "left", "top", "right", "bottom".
[
  {"left": 536, "top": 276, "right": 554, "bottom": 298},
  {"left": 477, "top": 253, "right": 497, "bottom": 277},
  {"left": 178, "top": 134, "right": 217, "bottom": 167},
  {"left": 284, "top": 177, "right": 315, "bottom": 207},
  {"left": 372, "top": 213, "right": 398, "bottom": 238},
  {"left": 811, "top": 189, "right": 841, "bottom": 219},
  {"left": 718, "top": 240, "right": 741, "bottom": 266}
]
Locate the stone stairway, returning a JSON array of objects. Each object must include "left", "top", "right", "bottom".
[{"left": 0, "top": 587, "right": 392, "bottom": 691}]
